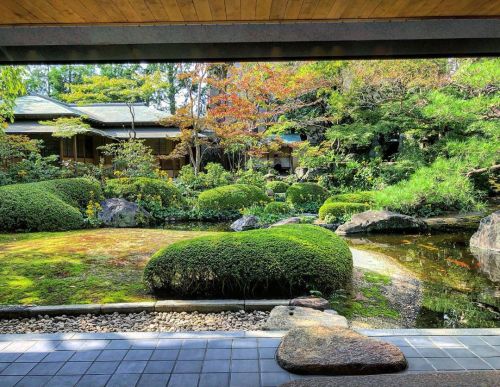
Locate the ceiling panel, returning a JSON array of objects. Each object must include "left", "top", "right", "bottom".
[{"left": 0, "top": 0, "right": 497, "bottom": 25}]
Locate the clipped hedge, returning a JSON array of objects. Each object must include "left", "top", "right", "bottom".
[
  {"left": 197, "top": 184, "right": 269, "bottom": 214},
  {"left": 144, "top": 224, "right": 352, "bottom": 297},
  {"left": 325, "top": 191, "right": 375, "bottom": 205},
  {"left": 0, "top": 180, "right": 90, "bottom": 232},
  {"left": 264, "top": 201, "right": 292, "bottom": 215},
  {"left": 286, "top": 183, "right": 329, "bottom": 212},
  {"left": 266, "top": 181, "right": 289, "bottom": 194},
  {"left": 319, "top": 202, "right": 370, "bottom": 221},
  {"left": 104, "top": 177, "right": 182, "bottom": 207},
  {"left": 39, "top": 178, "right": 102, "bottom": 209}
]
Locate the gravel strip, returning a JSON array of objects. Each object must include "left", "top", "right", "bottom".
[{"left": 0, "top": 310, "right": 269, "bottom": 334}]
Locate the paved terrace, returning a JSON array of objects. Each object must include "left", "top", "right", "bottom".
[{"left": 0, "top": 329, "right": 499, "bottom": 387}]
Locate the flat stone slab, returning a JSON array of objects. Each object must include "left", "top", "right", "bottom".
[
  {"left": 336, "top": 210, "right": 426, "bottom": 235},
  {"left": 277, "top": 326, "right": 407, "bottom": 375},
  {"left": 264, "top": 306, "right": 348, "bottom": 330},
  {"left": 290, "top": 296, "right": 330, "bottom": 310},
  {"left": 280, "top": 371, "right": 500, "bottom": 387}
]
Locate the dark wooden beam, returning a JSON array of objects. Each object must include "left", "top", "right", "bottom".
[{"left": 0, "top": 19, "right": 499, "bottom": 63}]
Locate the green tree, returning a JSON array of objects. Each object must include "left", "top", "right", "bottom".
[{"left": 0, "top": 66, "right": 26, "bottom": 130}]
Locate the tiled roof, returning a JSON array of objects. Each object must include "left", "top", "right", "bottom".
[{"left": 13, "top": 95, "right": 76, "bottom": 116}]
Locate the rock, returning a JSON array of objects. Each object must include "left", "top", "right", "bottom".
[
  {"left": 270, "top": 217, "right": 301, "bottom": 227},
  {"left": 276, "top": 326, "right": 407, "bottom": 375},
  {"left": 470, "top": 211, "right": 499, "bottom": 252},
  {"left": 230, "top": 215, "right": 261, "bottom": 231},
  {"left": 264, "top": 306, "right": 348, "bottom": 330},
  {"left": 336, "top": 210, "right": 427, "bottom": 235},
  {"left": 98, "top": 198, "right": 151, "bottom": 228},
  {"left": 290, "top": 296, "right": 329, "bottom": 311}
]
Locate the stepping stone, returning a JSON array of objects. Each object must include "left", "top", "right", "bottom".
[
  {"left": 279, "top": 371, "right": 500, "bottom": 387},
  {"left": 290, "top": 296, "right": 329, "bottom": 311},
  {"left": 276, "top": 326, "right": 407, "bottom": 375},
  {"left": 264, "top": 306, "right": 348, "bottom": 330}
]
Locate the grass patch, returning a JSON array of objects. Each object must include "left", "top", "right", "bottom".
[{"left": 0, "top": 228, "right": 213, "bottom": 305}]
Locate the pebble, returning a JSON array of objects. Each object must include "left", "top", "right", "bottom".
[{"left": 0, "top": 311, "right": 269, "bottom": 334}]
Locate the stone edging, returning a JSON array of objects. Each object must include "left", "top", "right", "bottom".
[{"left": 0, "top": 299, "right": 290, "bottom": 319}]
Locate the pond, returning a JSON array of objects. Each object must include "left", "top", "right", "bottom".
[{"left": 346, "top": 232, "right": 500, "bottom": 328}]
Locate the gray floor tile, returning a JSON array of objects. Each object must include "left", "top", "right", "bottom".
[
  {"left": 57, "top": 341, "right": 84, "bottom": 351},
  {"left": 130, "top": 340, "right": 159, "bottom": 350},
  {"left": 43, "top": 351, "right": 75, "bottom": 362},
  {"left": 0, "top": 353, "right": 21, "bottom": 362},
  {"left": 0, "top": 375, "right": 23, "bottom": 387},
  {"left": 400, "top": 347, "right": 421, "bottom": 357},
  {"left": 115, "top": 360, "right": 147, "bottom": 374},
  {"left": 481, "top": 336, "right": 500, "bottom": 346},
  {"left": 182, "top": 339, "right": 207, "bottom": 349},
  {"left": 231, "top": 360, "right": 259, "bottom": 373},
  {"left": 379, "top": 337, "right": 410, "bottom": 347},
  {"left": 230, "top": 372, "right": 260, "bottom": 387},
  {"left": 484, "top": 357, "right": 500, "bottom": 369},
  {"left": 206, "top": 348, "right": 231, "bottom": 360},
  {"left": 168, "top": 373, "right": 199, "bottom": 387},
  {"left": 27, "top": 342, "right": 61, "bottom": 352},
  {"left": 416, "top": 347, "right": 449, "bottom": 357},
  {"left": 46, "top": 375, "right": 81, "bottom": 387},
  {"left": 137, "top": 373, "right": 170, "bottom": 387},
  {"left": 95, "top": 350, "right": 127, "bottom": 362},
  {"left": 144, "top": 360, "right": 175, "bottom": 374},
  {"left": 406, "top": 337, "right": 435, "bottom": 347},
  {"left": 0, "top": 362, "right": 36, "bottom": 376},
  {"left": 261, "top": 372, "right": 291, "bottom": 387},
  {"left": 0, "top": 342, "right": 11, "bottom": 351},
  {"left": 427, "top": 357, "right": 464, "bottom": 370},
  {"left": 173, "top": 360, "right": 203, "bottom": 373},
  {"left": 457, "top": 336, "right": 487, "bottom": 346},
  {"left": 444, "top": 348, "right": 478, "bottom": 358},
  {"left": 233, "top": 339, "right": 257, "bottom": 349},
  {"left": 151, "top": 349, "right": 178, "bottom": 361},
  {"left": 29, "top": 362, "right": 64, "bottom": 376},
  {"left": 199, "top": 372, "right": 230, "bottom": 387},
  {"left": 106, "top": 373, "right": 141, "bottom": 387},
  {"left": 105, "top": 341, "right": 131, "bottom": 350},
  {"left": 124, "top": 349, "right": 153, "bottom": 361},
  {"left": 15, "top": 352, "right": 48, "bottom": 362},
  {"left": 4, "top": 342, "right": 35, "bottom": 352},
  {"left": 16, "top": 375, "right": 52, "bottom": 387},
  {"left": 157, "top": 339, "right": 183, "bottom": 349},
  {"left": 70, "top": 350, "right": 102, "bottom": 362},
  {"left": 407, "top": 358, "right": 435, "bottom": 371},
  {"left": 57, "top": 361, "right": 92, "bottom": 375},
  {"left": 232, "top": 348, "right": 258, "bottom": 360},
  {"left": 259, "top": 359, "right": 283, "bottom": 373},
  {"left": 177, "top": 349, "right": 205, "bottom": 361},
  {"left": 75, "top": 374, "right": 110, "bottom": 387},
  {"left": 257, "top": 339, "right": 281, "bottom": 348},
  {"left": 202, "top": 359, "right": 230, "bottom": 373},
  {"left": 78, "top": 340, "right": 110, "bottom": 350},
  {"left": 85, "top": 361, "right": 119, "bottom": 375},
  {"left": 258, "top": 348, "right": 276, "bottom": 359},
  {"left": 454, "top": 357, "right": 493, "bottom": 370},
  {"left": 207, "top": 339, "right": 233, "bottom": 349},
  {"left": 468, "top": 345, "right": 500, "bottom": 357}
]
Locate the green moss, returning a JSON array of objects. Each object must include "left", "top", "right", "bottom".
[
  {"left": 266, "top": 181, "right": 289, "bottom": 194},
  {"left": 286, "top": 183, "right": 329, "bottom": 212},
  {"left": 318, "top": 202, "right": 370, "bottom": 221},
  {"left": 325, "top": 191, "right": 376, "bottom": 204},
  {"left": 144, "top": 224, "right": 353, "bottom": 298},
  {"left": 197, "top": 184, "right": 270, "bottom": 214}
]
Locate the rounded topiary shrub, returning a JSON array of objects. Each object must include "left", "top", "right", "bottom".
[
  {"left": 0, "top": 183, "right": 84, "bottom": 232},
  {"left": 39, "top": 178, "right": 103, "bottom": 209},
  {"left": 105, "top": 177, "right": 182, "bottom": 208},
  {"left": 286, "top": 183, "right": 329, "bottom": 212},
  {"left": 264, "top": 201, "right": 292, "bottom": 215},
  {"left": 266, "top": 181, "right": 289, "bottom": 194},
  {"left": 319, "top": 202, "right": 370, "bottom": 221},
  {"left": 197, "top": 184, "right": 269, "bottom": 214},
  {"left": 325, "top": 191, "right": 375, "bottom": 205},
  {"left": 144, "top": 224, "right": 352, "bottom": 297}
]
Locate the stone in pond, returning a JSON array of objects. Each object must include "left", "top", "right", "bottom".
[
  {"left": 470, "top": 210, "right": 499, "bottom": 252},
  {"left": 336, "top": 210, "right": 427, "bottom": 235},
  {"left": 270, "top": 217, "right": 301, "bottom": 227},
  {"left": 264, "top": 306, "right": 348, "bottom": 330},
  {"left": 276, "top": 326, "right": 407, "bottom": 375},
  {"left": 98, "top": 198, "right": 151, "bottom": 228},
  {"left": 230, "top": 215, "right": 260, "bottom": 231},
  {"left": 290, "top": 296, "right": 329, "bottom": 311}
]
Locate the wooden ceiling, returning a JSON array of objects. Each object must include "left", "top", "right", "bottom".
[{"left": 1, "top": 0, "right": 499, "bottom": 25}]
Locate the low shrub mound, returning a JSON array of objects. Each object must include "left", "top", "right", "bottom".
[
  {"left": 266, "top": 181, "right": 289, "bottom": 194},
  {"left": 0, "top": 180, "right": 87, "bottom": 232},
  {"left": 325, "top": 191, "right": 375, "bottom": 205},
  {"left": 264, "top": 201, "right": 293, "bottom": 215},
  {"left": 197, "top": 184, "right": 269, "bottom": 215},
  {"left": 105, "top": 177, "right": 182, "bottom": 208},
  {"left": 144, "top": 224, "right": 352, "bottom": 298},
  {"left": 319, "top": 202, "right": 371, "bottom": 222},
  {"left": 39, "top": 178, "right": 102, "bottom": 209},
  {"left": 286, "top": 183, "right": 329, "bottom": 212}
]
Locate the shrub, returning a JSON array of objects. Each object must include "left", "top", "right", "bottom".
[
  {"left": 144, "top": 224, "right": 352, "bottom": 297},
  {"left": 39, "top": 178, "right": 103, "bottom": 209},
  {"left": 177, "top": 163, "right": 232, "bottom": 191},
  {"left": 197, "top": 184, "right": 270, "bottom": 216},
  {"left": 264, "top": 201, "right": 293, "bottom": 215},
  {"left": 105, "top": 177, "right": 182, "bottom": 209},
  {"left": 266, "top": 181, "right": 289, "bottom": 194},
  {"left": 286, "top": 183, "right": 329, "bottom": 212},
  {"left": 325, "top": 191, "right": 375, "bottom": 205},
  {"left": 0, "top": 182, "right": 84, "bottom": 232},
  {"left": 235, "top": 169, "right": 267, "bottom": 188},
  {"left": 319, "top": 202, "right": 370, "bottom": 222}
]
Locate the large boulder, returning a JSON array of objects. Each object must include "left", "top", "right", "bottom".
[
  {"left": 277, "top": 326, "right": 407, "bottom": 375},
  {"left": 336, "top": 210, "right": 427, "bottom": 235},
  {"left": 290, "top": 296, "right": 330, "bottom": 311},
  {"left": 264, "top": 306, "right": 348, "bottom": 330},
  {"left": 230, "top": 215, "right": 260, "bottom": 231},
  {"left": 470, "top": 211, "right": 499, "bottom": 252},
  {"left": 98, "top": 198, "right": 151, "bottom": 228}
]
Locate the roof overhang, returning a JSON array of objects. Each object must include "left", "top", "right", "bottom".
[{"left": 0, "top": 19, "right": 499, "bottom": 63}]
